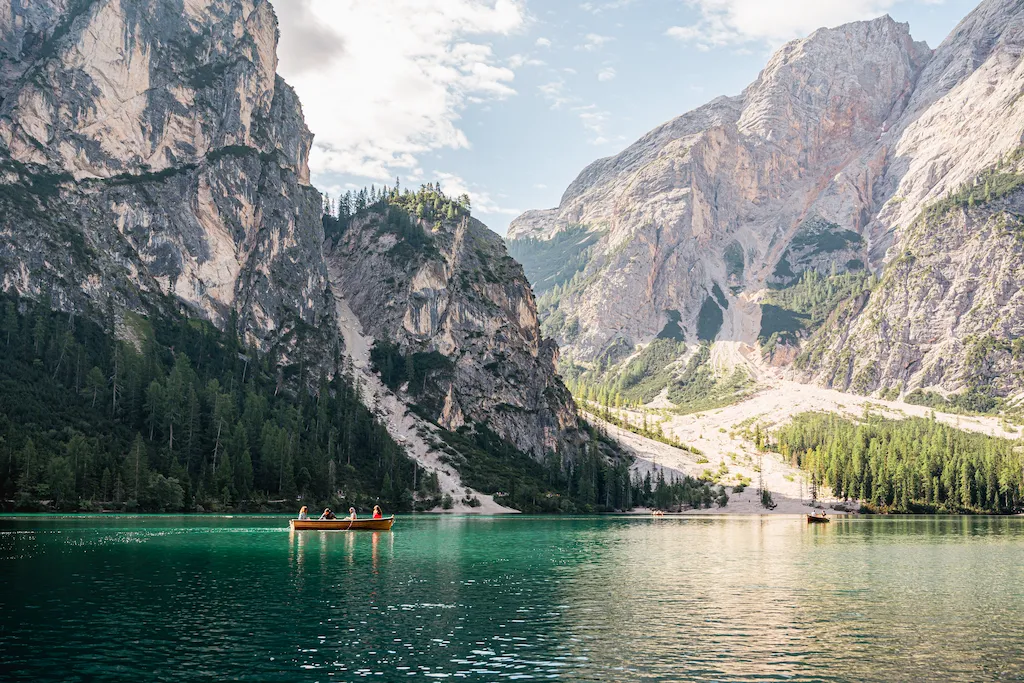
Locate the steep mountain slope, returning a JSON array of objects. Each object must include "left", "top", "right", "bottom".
[
  {"left": 0, "top": 0, "right": 330, "bottom": 357},
  {"left": 0, "top": 0, "right": 408, "bottom": 513},
  {"left": 328, "top": 190, "right": 584, "bottom": 461},
  {"left": 510, "top": 0, "right": 1024, "bottom": 404},
  {"left": 0, "top": 0, "right": 591, "bottom": 512},
  {"left": 804, "top": 149, "right": 1024, "bottom": 401},
  {"left": 510, "top": 15, "right": 931, "bottom": 362},
  {"left": 801, "top": 1, "right": 1024, "bottom": 400}
]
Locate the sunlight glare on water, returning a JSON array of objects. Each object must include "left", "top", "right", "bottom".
[{"left": 1, "top": 514, "right": 1023, "bottom": 682}]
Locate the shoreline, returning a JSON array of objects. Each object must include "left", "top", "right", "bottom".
[{"left": 5, "top": 509, "right": 1023, "bottom": 518}]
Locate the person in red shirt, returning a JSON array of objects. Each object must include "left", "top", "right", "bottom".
[{"left": 372, "top": 505, "right": 383, "bottom": 519}]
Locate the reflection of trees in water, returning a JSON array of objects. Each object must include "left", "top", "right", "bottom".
[
  {"left": 551, "top": 518, "right": 815, "bottom": 680},
  {"left": 553, "top": 517, "right": 1024, "bottom": 680}
]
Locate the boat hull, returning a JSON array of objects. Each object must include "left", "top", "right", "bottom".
[
  {"left": 806, "top": 515, "right": 830, "bottom": 524},
  {"left": 290, "top": 517, "right": 395, "bottom": 531}
]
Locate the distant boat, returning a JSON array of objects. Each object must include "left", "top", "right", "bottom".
[
  {"left": 290, "top": 517, "right": 395, "bottom": 531},
  {"left": 806, "top": 514, "right": 830, "bottom": 524}
]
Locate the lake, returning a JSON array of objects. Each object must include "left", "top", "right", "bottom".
[{"left": 2, "top": 514, "right": 1023, "bottom": 682}]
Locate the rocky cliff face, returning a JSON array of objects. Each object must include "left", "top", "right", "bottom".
[
  {"left": 510, "top": 15, "right": 932, "bottom": 363},
  {"left": 801, "top": 0, "right": 1024, "bottom": 398},
  {"left": 511, "top": 0, "right": 1024, "bottom": 401},
  {"left": 330, "top": 201, "right": 584, "bottom": 459},
  {"left": 0, "top": 0, "right": 330, "bottom": 355},
  {"left": 804, "top": 150, "right": 1024, "bottom": 399},
  {"left": 0, "top": 0, "right": 591, "bottom": 503}
]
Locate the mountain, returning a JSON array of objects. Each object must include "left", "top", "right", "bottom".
[
  {"left": 800, "top": 0, "right": 1024, "bottom": 402},
  {"left": 0, "top": 0, "right": 593, "bottom": 512},
  {"left": 327, "top": 189, "right": 583, "bottom": 461},
  {"left": 508, "top": 0, "right": 1024, "bottom": 406},
  {"left": 0, "top": 0, "right": 331, "bottom": 358}
]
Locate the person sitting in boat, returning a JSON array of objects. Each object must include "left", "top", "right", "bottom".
[
  {"left": 347, "top": 507, "right": 357, "bottom": 521},
  {"left": 298, "top": 506, "right": 309, "bottom": 520},
  {"left": 372, "top": 505, "right": 383, "bottom": 520},
  {"left": 319, "top": 508, "right": 337, "bottom": 520}
]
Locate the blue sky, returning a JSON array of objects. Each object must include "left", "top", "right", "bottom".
[{"left": 272, "top": 0, "right": 981, "bottom": 235}]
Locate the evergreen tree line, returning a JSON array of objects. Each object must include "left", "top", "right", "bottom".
[
  {"left": 773, "top": 412, "right": 1024, "bottom": 513},
  {"left": 322, "top": 180, "right": 471, "bottom": 244},
  {"left": 623, "top": 467, "right": 728, "bottom": 511},
  {"left": 487, "top": 406, "right": 722, "bottom": 511},
  {"left": 0, "top": 292, "right": 716, "bottom": 514},
  {"left": 0, "top": 294, "right": 418, "bottom": 512},
  {"left": 530, "top": 428, "right": 724, "bottom": 512}
]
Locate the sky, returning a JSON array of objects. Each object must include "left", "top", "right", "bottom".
[{"left": 270, "top": 0, "right": 981, "bottom": 235}]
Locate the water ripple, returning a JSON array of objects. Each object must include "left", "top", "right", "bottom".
[{"left": 1, "top": 515, "right": 1024, "bottom": 681}]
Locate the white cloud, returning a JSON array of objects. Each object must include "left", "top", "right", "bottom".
[
  {"left": 580, "top": 0, "right": 636, "bottom": 12},
  {"left": 538, "top": 79, "right": 573, "bottom": 109},
  {"left": 535, "top": 36, "right": 552, "bottom": 47},
  {"left": 537, "top": 79, "right": 617, "bottom": 143},
  {"left": 435, "top": 172, "right": 521, "bottom": 215},
  {"left": 597, "top": 66, "right": 617, "bottom": 81},
  {"left": 577, "top": 33, "right": 614, "bottom": 51},
  {"left": 509, "top": 53, "right": 546, "bottom": 68},
  {"left": 665, "top": 0, "right": 933, "bottom": 50},
  {"left": 575, "top": 104, "right": 612, "bottom": 144},
  {"left": 271, "top": 0, "right": 524, "bottom": 181}
]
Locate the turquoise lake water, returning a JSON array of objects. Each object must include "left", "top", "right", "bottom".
[{"left": 2, "top": 514, "right": 1023, "bottom": 682}]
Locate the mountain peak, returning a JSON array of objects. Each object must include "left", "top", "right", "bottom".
[{"left": 508, "top": 0, "right": 1024, "bottom": 406}]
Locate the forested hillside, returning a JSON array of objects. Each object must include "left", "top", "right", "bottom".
[
  {"left": 0, "top": 293, "right": 416, "bottom": 512},
  {"left": 0, "top": 288, "right": 723, "bottom": 514},
  {"left": 774, "top": 412, "right": 1024, "bottom": 513}
]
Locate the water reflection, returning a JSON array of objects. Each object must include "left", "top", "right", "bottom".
[
  {"left": 550, "top": 516, "right": 1024, "bottom": 681},
  {"left": 1, "top": 515, "right": 1023, "bottom": 682}
]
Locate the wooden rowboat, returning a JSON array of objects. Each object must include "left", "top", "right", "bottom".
[
  {"left": 806, "top": 514, "right": 830, "bottom": 524},
  {"left": 289, "top": 516, "right": 395, "bottom": 531}
]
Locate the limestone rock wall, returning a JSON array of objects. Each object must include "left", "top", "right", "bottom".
[
  {"left": 0, "top": 0, "right": 331, "bottom": 354},
  {"left": 510, "top": 16, "right": 931, "bottom": 363},
  {"left": 510, "top": 0, "right": 1024, "bottom": 399},
  {"left": 331, "top": 210, "right": 583, "bottom": 460}
]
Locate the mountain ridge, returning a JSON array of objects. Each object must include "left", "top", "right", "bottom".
[{"left": 508, "top": 0, "right": 1024, "bottom": 405}]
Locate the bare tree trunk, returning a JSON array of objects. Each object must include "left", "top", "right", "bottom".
[
  {"left": 52, "top": 336, "right": 69, "bottom": 380},
  {"left": 111, "top": 349, "right": 120, "bottom": 417},
  {"left": 213, "top": 420, "right": 223, "bottom": 471},
  {"left": 135, "top": 442, "right": 141, "bottom": 500}
]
